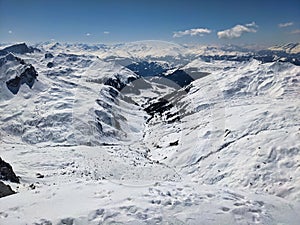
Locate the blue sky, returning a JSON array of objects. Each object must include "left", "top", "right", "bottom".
[{"left": 0, "top": 0, "right": 300, "bottom": 45}]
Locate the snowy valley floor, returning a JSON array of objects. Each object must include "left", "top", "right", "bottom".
[{"left": 1, "top": 144, "right": 300, "bottom": 225}]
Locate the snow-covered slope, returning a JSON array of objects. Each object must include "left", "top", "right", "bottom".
[
  {"left": 0, "top": 44, "right": 142, "bottom": 146},
  {"left": 97, "top": 40, "right": 188, "bottom": 62},
  {"left": 269, "top": 43, "right": 300, "bottom": 54},
  {"left": 0, "top": 43, "right": 300, "bottom": 224},
  {"left": 143, "top": 59, "right": 300, "bottom": 198},
  {"left": 36, "top": 41, "right": 258, "bottom": 67}
]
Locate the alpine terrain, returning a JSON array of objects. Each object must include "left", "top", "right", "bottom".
[{"left": 0, "top": 41, "right": 299, "bottom": 225}]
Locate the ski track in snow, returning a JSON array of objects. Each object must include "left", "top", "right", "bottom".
[{"left": 0, "top": 42, "right": 300, "bottom": 224}]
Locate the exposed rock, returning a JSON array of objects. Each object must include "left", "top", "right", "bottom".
[
  {"left": 58, "top": 217, "right": 74, "bottom": 225},
  {"left": 169, "top": 140, "right": 179, "bottom": 146},
  {"left": 6, "top": 64, "right": 38, "bottom": 94},
  {"left": 45, "top": 52, "right": 54, "bottom": 59},
  {"left": 164, "top": 69, "right": 195, "bottom": 87},
  {"left": 36, "top": 173, "right": 45, "bottom": 178},
  {"left": 1, "top": 43, "right": 34, "bottom": 54},
  {"left": 33, "top": 219, "right": 53, "bottom": 225},
  {"left": 29, "top": 183, "right": 36, "bottom": 190},
  {"left": 1, "top": 52, "right": 38, "bottom": 95},
  {"left": 47, "top": 62, "right": 54, "bottom": 68},
  {"left": 224, "top": 129, "right": 231, "bottom": 138},
  {"left": 0, "top": 181, "right": 15, "bottom": 198},
  {"left": 104, "top": 75, "right": 137, "bottom": 92},
  {"left": 104, "top": 76, "right": 126, "bottom": 91},
  {"left": 0, "top": 53, "right": 25, "bottom": 67},
  {"left": 0, "top": 157, "right": 20, "bottom": 183},
  {"left": 144, "top": 98, "right": 173, "bottom": 116}
]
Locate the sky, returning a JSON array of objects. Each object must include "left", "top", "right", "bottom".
[{"left": 0, "top": 0, "right": 300, "bottom": 46}]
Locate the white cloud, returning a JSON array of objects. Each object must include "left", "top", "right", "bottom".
[
  {"left": 8, "top": 30, "right": 12, "bottom": 34},
  {"left": 103, "top": 31, "right": 110, "bottom": 35},
  {"left": 173, "top": 28, "right": 211, "bottom": 38},
  {"left": 278, "top": 22, "right": 293, "bottom": 28},
  {"left": 291, "top": 29, "right": 300, "bottom": 34},
  {"left": 86, "top": 33, "right": 91, "bottom": 36},
  {"left": 245, "top": 22, "right": 257, "bottom": 27},
  {"left": 217, "top": 22, "right": 258, "bottom": 39}
]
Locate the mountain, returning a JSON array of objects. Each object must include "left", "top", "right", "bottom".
[
  {"left": 35, "top": 40, "right": 300, "bottom": 67},
  {"left": 0, "top": 43, "right": 35, "bottom": 56},
  {"left": 0, "top": 53, "right": 38, "bottom": 96},
  {"left": 0, "top": 42, "right": 299, "bottom": 224},
  {"left": 269, "top": 43, "right": 300, "bottom": 54},
  {"left": 0, "top": 48, "right": 141, "bottom": 146}
]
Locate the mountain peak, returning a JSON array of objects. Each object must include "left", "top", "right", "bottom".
[{"left": 0, "top": 43, "right": 34, "bottom": 55}]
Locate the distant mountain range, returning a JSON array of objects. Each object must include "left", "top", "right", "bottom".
[{"left": 268, "top": 43, "right": 300, "bottom": 54}]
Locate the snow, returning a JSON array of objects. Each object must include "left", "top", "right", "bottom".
[
  {"left": 269, "top": 43, "right": 300, "bottom": 54},
  {"left": 35, "top": 41, "right": 256, "bottom": 68},
  {"left": 1, "top": 146, "right": 299, "bottom": 225},
  {"left": 0, "top": 42, "right": 300, "bottom": 224}
]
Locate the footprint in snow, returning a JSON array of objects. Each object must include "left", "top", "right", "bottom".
[{"left": 219, "top": 191, "right": 265, "bottom": 224}]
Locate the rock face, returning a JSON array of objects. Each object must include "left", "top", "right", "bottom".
[
  {"left": 0, "top": 52, "right": 39, "bottom": 95},
  {"left": 0, "top": 181, "right": 15, "bottom": 198},
  {"left": 46, "top": 62, "right": 54, "bottom": 68},
  {"left": 6, "top": 64, "right": 38, "bottom": 94},
  {"left": 0, "top": 157, "right": 20, "bottom": 183},
  {"left": 104, "top": 74, "right": 137, "bottom": 91},
  {"left": 0, "top": 43, "right": 34, "bottom": 55},
  {"left": 0, "top": 52, "right": 25, "bottom": 67},
  {"left": 44, "top": 52, "right": 54, "bottom": 59},
  {"left": 164, "top": 69, "right": 195, "bottom": 87}
]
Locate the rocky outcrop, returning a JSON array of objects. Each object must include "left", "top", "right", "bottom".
[
  {"left": 0, "top": 157, "right": 20, "bottom": 183},
  {"left": 0, "top": 157, "right": 18, "bottom": 198},
  {"left": 47, "top": 62, "right": 54, "bottom": 68},
  {"left": 104, "top": 75, "right": 137, "bottom": 91},
  {"left": 0, "top": 43, "right": 34, "bottom": 55},
  {"left": 0, "top": 52, "right": 39, "bottom": 95},
  {"left": 6, "top": 64, "right": 38, "bottom": 94},
  {"left": 0, "top": 181, "right": 15, "bottom": 198},
  {"left": 45, "top": 52, "right": 54, "bottom": 59},
  {"left": 0, "top": 52, "right": 25, "bottom": 67}
]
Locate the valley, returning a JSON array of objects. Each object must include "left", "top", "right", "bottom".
[{"left": 0, "top": 41, "right": 299, "bottom": 224}]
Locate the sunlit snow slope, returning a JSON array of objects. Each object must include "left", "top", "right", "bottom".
[{"left": 0, "top": 42, "right": 299, "bottom": 225}]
